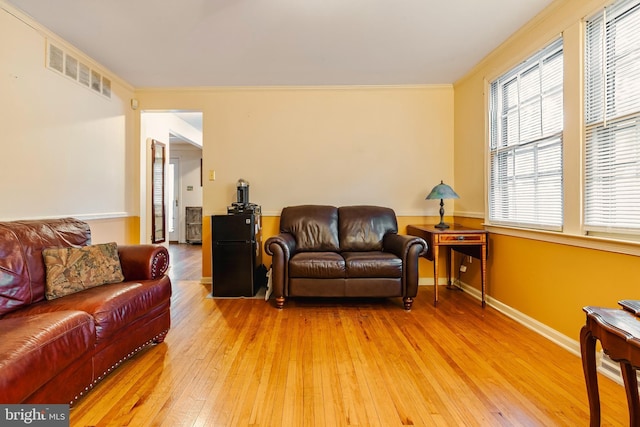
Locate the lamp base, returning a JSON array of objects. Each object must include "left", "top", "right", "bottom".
[{"left": 435, "top": 200, "right": 450, "bottom": 229}]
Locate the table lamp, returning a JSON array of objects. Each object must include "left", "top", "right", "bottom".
[{"left": 426, "top": 180, "right": 459, "bottom": 229}]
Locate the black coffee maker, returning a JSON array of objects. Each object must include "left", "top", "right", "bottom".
[
  {"left": 236, "top": 178, "right": 249, "bottom": 205},
  {"left": 228, "top": 179, "right": 260, "bottom": 214}
]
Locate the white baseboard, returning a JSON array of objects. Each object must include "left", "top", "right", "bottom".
[
  {"left": 419, "top": 278, "right": 624, "bottom": 386},
  {"left": 418, "top": 277, "right": 449, "bottom": 286}
]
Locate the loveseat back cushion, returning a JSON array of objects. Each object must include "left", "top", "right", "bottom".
[
  {"left": 338, "top": 206, "right": 398, "bottom": 252},
  {"left": 280, "top": 205, "right": 340, "bottom": 252},
  {"left": 0, "top": 218, "right": 91, "bottom": 316}
]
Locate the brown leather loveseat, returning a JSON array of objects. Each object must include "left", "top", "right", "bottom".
[
  {"left": 0, "top": 218, "right": 172, "bottom": 405},
  {"left": 265, "top": 205, "right": 427, "bottom": 310}
]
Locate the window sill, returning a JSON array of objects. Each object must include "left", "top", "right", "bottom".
[{"left": 483, "top": 224, "right": 640, "bottom": 257}]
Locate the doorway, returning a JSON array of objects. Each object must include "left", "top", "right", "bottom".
[
  {"left": 139, "top": 111, "right": 203, "bottom": 245},
  {"left": 169, "top": 132, "right": 203, "bottom": 243}
]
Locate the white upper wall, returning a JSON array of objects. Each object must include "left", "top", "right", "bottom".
[
  {"left": 142, "top": 112, "right": 202, "bottom": 147},
  {"left": 0, "top": 3, "right": 136, "bottom": 221}
]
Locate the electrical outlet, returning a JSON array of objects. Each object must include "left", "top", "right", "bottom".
[{"left": 459, "top": 265, "right": 467, "bottom": 273}]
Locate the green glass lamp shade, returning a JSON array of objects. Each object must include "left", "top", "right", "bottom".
[
  {"left": 426, "top": 181, "right": 460, "bottom": 200},
  {"left": 426, "top": 180, "right": 459, "bottom": 229}
]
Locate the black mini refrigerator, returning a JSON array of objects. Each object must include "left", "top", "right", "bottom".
[{"left": 211, "top": 213, "right": 264, "bottom": 297}]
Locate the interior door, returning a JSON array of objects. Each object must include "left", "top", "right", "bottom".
[{"left": 151, "top": 140, "right": 165, "bottom": 244}]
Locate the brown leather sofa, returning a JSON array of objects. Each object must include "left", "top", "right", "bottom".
[
  {"left": 265, "top": 205, "right": 427, "bottom": 310},
  {"left": 0, "top": 218, "right": 172, "bottom": 405}
]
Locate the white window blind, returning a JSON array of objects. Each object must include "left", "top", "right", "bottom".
[
  {"left": 585, "top": 0, "right": 640, "bottom": 233},
  {"left": 489, "top": 38, "right": 564, "bottom": 230}
]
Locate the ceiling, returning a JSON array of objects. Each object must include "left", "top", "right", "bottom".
[{"left": 6, "top": 0, "right": 555, "bottom": 88}]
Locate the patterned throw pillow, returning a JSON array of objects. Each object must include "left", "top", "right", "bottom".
[{"left": 43, "top": 242, "right": 125, "bottom": 300}]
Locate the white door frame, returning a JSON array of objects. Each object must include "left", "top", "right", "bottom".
[{"left": 169, "top": 157, "right": 181, "bottom": 242}]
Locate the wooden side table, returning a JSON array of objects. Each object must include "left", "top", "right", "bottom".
[
  {"left": 407, "top": 224, "right": 487, "bottom": 307},
  {"left": 581, "top": 304, "right": 640, "bottom": 426}
]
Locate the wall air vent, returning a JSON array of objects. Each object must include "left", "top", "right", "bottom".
[
  {"left": 78, "top": 62, "right": 90, "bottom": 87},
  {"left": 48, "top": 44, "right": 64, "bottom": 73},
  {"left": 46, "top": 41, "right": 111, "bottom": 99}
]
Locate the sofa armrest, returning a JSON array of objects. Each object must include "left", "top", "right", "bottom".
[
  {"left": 384, "top": 234, "right": 427, "bottom": 298},
  {"left": 383, "top": 233, "right": 427, "bottom": 259},
  {"left": 264, "top": 233, "right": 296, "bottom": 299},
  {"left": 264, "top": 233, "right": 296, "bottom": 258},
  {"left": 118, "top": 244, "right": 170, "bottom": 281}
]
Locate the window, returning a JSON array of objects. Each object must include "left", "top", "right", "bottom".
[
  {"left": 585, "top": 0, "right": 640, "bottom": 235},
  {"left": 488, "top": 39, "right": 564, "bottom": 230}
]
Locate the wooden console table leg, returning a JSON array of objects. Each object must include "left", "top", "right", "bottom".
[
  {"left": 446, "top": 247, "right": 453, "bottom": 288},
  {"left": 620, "top": 362, "right": 640, "bottom": 426},
  {"left": 432, "top": 244, "right": 439, "bottom": 306},
  {"left": 580, "top": 325, "right": 601, "bottom": 427}
]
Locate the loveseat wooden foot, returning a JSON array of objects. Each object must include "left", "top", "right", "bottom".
[
  {"left": 403, "top": 297, "right": 413, "bottom": 311},
  {"left": 275, "top": 296, "right": 285, "bottom": 309}
]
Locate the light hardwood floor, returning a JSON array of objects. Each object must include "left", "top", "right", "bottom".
[{"left": 69, "top": 244, "right": 627, "bottom": 426}]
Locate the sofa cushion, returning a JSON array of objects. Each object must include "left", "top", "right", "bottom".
[
  {"left": 87, "top": 279, "right": 171, "bottom": 341},
  {"left": 289, "top": 252, "right": 345, "bottom": 279},
  {"left": 342, "top": 252, "right": 403, "bottom": 278},
  {"left": 338, "top": 206, "right": 398, "bottom": 251},
  {"left": 280, "top": 205, "right": 340, "bottom": 252},
  {"left": 4, "top": 277, "right": 172, "bottom": 343},
  {"left": 43, "top": 242, "right": 125, "bottom": 300},
  {"left": 0, "top": 311, "right": 95, "bottom": 403},
  {"left": 0, "top": 218, "right": 91, "bottom": 316}
]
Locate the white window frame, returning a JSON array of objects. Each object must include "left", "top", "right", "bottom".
[
  {"left": 584, "top": 0, "right": 640, "bottom": 239},
  {"left": 488, "top": 38, "right": 564, "bottom": 231}
]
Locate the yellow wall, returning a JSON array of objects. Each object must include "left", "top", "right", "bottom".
[
  {"left": 136, "top": 86, "right": 456, "bottom": 279},
  {"left": 486, "top": 234, "right": 640, "bottom": 338},
  {"left": 454, "top": 0, "right": 640, "bottom": 341},
  {"left": 136, "top": 86, "right": 454, "bottom": 218}
]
